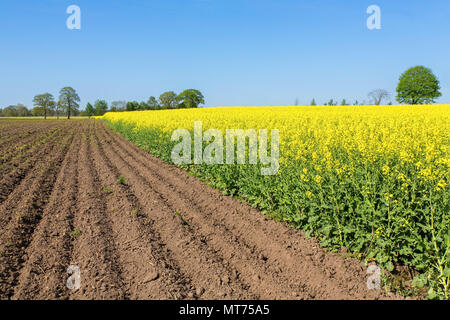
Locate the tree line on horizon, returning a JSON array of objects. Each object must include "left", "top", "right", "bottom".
[
  {"left": 0, "top": 66, "right": 443, "bottom": 118},
  {"left": 0, "top": 87, "right": 81, "bottom": 119},
  {"left": 84, "top": 89, "right": 205, "bottom": 118},
  {"left": 0, "top": 89, "right": 205, "bottom": 118},
  {"left": 303, "top": 66, "right": 442, "bottom": 107},
  {"left": 307, "top": 89, "right": 392, "bottom": 107}
]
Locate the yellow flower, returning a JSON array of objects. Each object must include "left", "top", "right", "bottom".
[
  {"left": 384, "top": 193, "right": 393, "bottom": 202},
  {"left": 315, "top": 175, "right": 323, "bottom": 184},
  {"left": 100, "top": 105, "right": 449, "bottom": 197},
  {"left": 437, "top": 179, "right": 447, "bottom": 189}
]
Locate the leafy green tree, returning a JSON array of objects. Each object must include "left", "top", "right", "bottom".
[
  {"left": 159, "top": 91, "right": 179, "bottom": 109},
  {"left": 16, "top": 104, "right": 31, "bottom": 117},
  {"left": 177, "top": 89, "right": 204, "bottom": 109},
  {"left": 341, "top": 99, "right": 347, "bottom": 106},
  {"left": 58, "top": 87, "right": 80, "bottom": 119},
  {"left": 94, "top": 100, "right": 108, "bottom": 116},
  {"left": 85, "top": 103, "right": 95, "bottom": 118},
  {"left": 126, "top": 101, "right": 139, "bottom": 111},
  {"left": 310, "top": 98, "right": 316, "bottom": 106},
  {"left": 4, "top": 105, "right": 18, "bottom": 117},
  {"left": 396, "top": 66, "right": 441, "bottom": 104},
  {"left": 138, "top": 101, "right": 149, "bottom": 110},
  {"left": 32, "top": 107, "right": 43, "bottom": 116},
  {"left": 33, "top": 93, "right": 55, "bottom": 119},
  {"left": 147, "top": 96, "right": 160, "bottom": 110}
]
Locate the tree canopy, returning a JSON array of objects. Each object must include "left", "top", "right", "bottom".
[
  {"left": 147, "top": 96, "right": 160, "bottom": 110},
  {"left": 85, "top": 103, "right": 95, "bottom": 118},
  {"left": 94, "top": 99, "right": 108, "bottom": 116},
  {"left": 159, "top": 91, "right": 179, "bottom": 109},
  {"left": 126, "top": 101, "right": 140, "bottom": 111},
  {"left": 58, "top": 87, "right": 80, "bottom": 119},
  {"left": 396, "top": 66, "right": 441, "bottom": 104},
  {"left": 177, "top": 89, "right": 205, "bottom": 109},
  {"left": 33, "top": 93, "right": 55, "bottom": 119}
]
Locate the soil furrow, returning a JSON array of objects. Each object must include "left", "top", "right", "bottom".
[
  {"left": 0, "top": 122, "right": 63, "bottom": 153},
  {"left": 0, "top": 125, "right": 71, "bottom": 205},
  {"left": 0, "top": 126, "right": 76, "bottom": 227},
  {"left": 11, "top": 129, "right": 82, "bottom": 299},
  {"left": 0, "top": 128, "right": 76, "bottom": 299},
  {"left": 0, "top": 125, "right": 62, "bottom": 167},
  {"left": 68, "top": 121, "right": 127, "bottom": 299},
  {"left": 87, "top": 122, "right": 191, "bottom": 299}
]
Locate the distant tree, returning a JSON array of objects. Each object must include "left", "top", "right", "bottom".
[
  {"left": 126, "top": 101, "right": 139, "bottom": 111},
  {"left": 111, "top": 101, "right": 127, "bottom": 112},
  {"left": 396, "top": 66, "right": 441, "bottom": 104},
  {"left": 58, "top": 87, "right": 80, "bottom": 119},
  {"left": 310, "top": 98, "right": 316, "bottom": 106},
  {"left": 177, "top": 89, "right": 204, "bottom": 109},
  {"left": 327, "top": 99, "right": 336, "bottom": 106},
  {"left": 354, "top": 100, "right": 359, "bottom": 105},
  {"left": 341, "top": 99, "right": 347, "bottom": 106},
  {"left": 85, "top": 103, "right": 95, "bottom": 118},
  {"left": 159, "top": 91, "right": 179, "bottom": 109},
  {"left": 137, "top": 101, "right": 148, "bottom": 110},
  {"left": 32, "top": 107, "right": 43, "bottom": 116},
  {"left": 129, "top": 101, "right": 137, "bottom": 111},
  {"left": 147, "top": 96, "right": 160, "bottom": 110},
  {"left": 294, "top": 98, "right": 299, "bottom": 106},
  {"left": 368, "top": 89, "right": 390, "bottom": 105},
  {"left": 33, "top": 93, "right": 55, "bottom": 119},
  {"left": 16, "top": 104, "right": 31, "bottom": 117},
  {"left": 3, "top": 105, "right": 18, "bottom": 117},
  {"left": 94, "top": 100, "right": 108, "bottom": 116}
]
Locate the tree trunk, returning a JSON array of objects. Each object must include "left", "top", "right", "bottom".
[{"left": 44, "top": 108, "right": 47, "bottom": 120}]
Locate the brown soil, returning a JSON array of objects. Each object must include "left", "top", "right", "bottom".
[{"left": 0, "top": 120, "right": 402, "bottom": 300}]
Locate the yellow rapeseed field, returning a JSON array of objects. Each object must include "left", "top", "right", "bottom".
[
  {"left": 101, "top": 105, "right": 450, "bottom": 299},
  {"left": 101, "top": 105, "right": 449, "bottom": 184}
]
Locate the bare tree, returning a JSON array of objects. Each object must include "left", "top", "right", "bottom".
[{"left": 368, "top": 89, "right": 391, "bottom": 105}]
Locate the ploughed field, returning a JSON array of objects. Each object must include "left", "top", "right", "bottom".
[{"left": 0, "top": 119, "right": 398, "bottom": 300}]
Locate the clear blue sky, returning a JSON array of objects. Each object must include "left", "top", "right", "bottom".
[{"left": 1, "top": 0, "right": 449, "bottom": 109}]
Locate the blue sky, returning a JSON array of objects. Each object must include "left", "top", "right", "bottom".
[{"left": 0, "top": 0, "right": 449, "bottom": 109}]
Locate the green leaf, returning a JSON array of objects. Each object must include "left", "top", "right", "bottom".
[
  {"left": 386, "top": 261, "right": 394, "bottom": 272},
  {"left": 411, "top": 276, "right": 426, "bottom": 288},
  {"left": 427, "top": 288, "right": 437, "bottom": 300}
]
